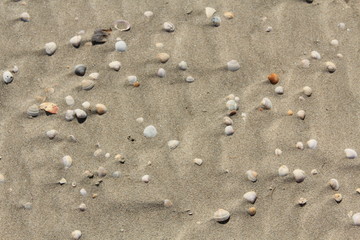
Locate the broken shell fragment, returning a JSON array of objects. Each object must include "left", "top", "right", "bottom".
[
  {"left": 298, "top": 198, "right": 307, "bottom": 206},
  {"left": 113, "top": 19, "right": 131, "bottom": 31},
  {"left": 71, "top": 230, "right": 82, "bottom": 240},
  {"left": 39, "top": 102, "right": 59, "bottom": 114},
  {"left": 91, "top": 28, "right": 111, "bottom": 45},
  {"left": 213, "top": 209, "right": 230, "bottom": 222},
  {"left": 109, "top": 61, "right": 121, "bottom": 71},
  {"left": 205, "top": 7, "right": 216, "bottom": 18}
]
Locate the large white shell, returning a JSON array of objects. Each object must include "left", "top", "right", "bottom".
[
  {"left": 278, "top": 165, "right": 289, "bottom": 177},
  {"left": 213, "top": 209, "right": 230, "bottom": 222},
  {"left": 345, "top": 149, "right": 358, "bottom": 159},
  {"left": 45, "top": 42, "right": 57, "bottom": 56},
  {"left": 328, "top": 178, "right": 340, "bottom": 191},
  {"left": 62, "top": 155, "right": 72, "bottom": 169},
  {"left": 293, "top": 169, "right": 306, "bottom": 183},
  {"left": 246, "top": 170, "right": 258, "bottom": 182},
  {"left": 71, "top": 230, "right": 82, "bottom": 239},
  {"left": 70, "top": 35, "right": 82, "bottom": 48},
  {"left": 307, "top": 139, "right": 318, "bottom": 149},
  {"left": 109, "top": 61, "right": 121, "bottom": 71},
  {"left": 353, "top": 213, "right": 360, "bottom": 226},
  {"left": 144, "top": 125, "right": 157, "bottom": 138},
  {"left": 243, "top": 191, "right": 257, "bottom": 204},
  {"left": 3, "top": 71, "right": 13, "bottom": 84},
  {"left": 167, "top": 140, "right": 180, "bottom": 149},
  {"left": 261, "top": 98, "right": 272, "bottom": 109},
  {"left": 205, "top": 7, "right": 216, "bottom": 18}
]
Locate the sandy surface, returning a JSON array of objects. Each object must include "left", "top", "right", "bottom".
[{"left": 1, "top": 0, "right": 360, "bottom": 239}]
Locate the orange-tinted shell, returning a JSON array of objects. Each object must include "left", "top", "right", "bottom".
[
  {"left": 133, "top": 82, "right": 140, "bottom": 87},
  {"left": 39, "top": 102, "right": 59, "bottom": 114},
  {"left": 268, "top": 73, "right": 279, "bottom": 85}
]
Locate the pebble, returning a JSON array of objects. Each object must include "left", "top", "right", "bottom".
[
  {"left": 23, "top": 202, "right": 32, "bottom": 210},
  {"left": 224, "top": 12, "right": 234, "bottom": 19},
  {"left": 80, "top": 188, "right": 87, "bottom": 196},
  {"left": 46, "top": 129, "right": 58, "bottom": 139},
  {"left": 334, "top": 193, "right": 342, "bottom": 203},
  {"left": 65, "top": 110, "right": 75, "bottom": 121},
  {"left": 223, "top": 116, "right": 233, "bottom": 125},
  {"left": 65, "top": 96, "right": 75, "bottom": 106},
  {"left": 45, "top": 42, "right": 57, "bottom": 56},
  {"left": 112, "top": 171, "right": 121, "bottom": 178},
  {"left": 163, "top": 22, "right": 175, "bottom": 32},
  {"left": 328, "top": 179, "right": 340, "bottom": 191},
  {"left": 178, "top": 61, "right": 188, "bottom": 70},
  {"left": 82, "top": 101, "right": 91, "bottom": 109},
  {"left": 164, "top": 199, "right": 173, "bottom": 207},
  {"left": 205, "top": 7, "right": 216, "bottom": 18},
  {"left": 345, "top": 148, "right": 358, "bottom": 159},
  {"left": 71, "top": 230, "right": 82, "bottom": 240},
  {"left": 144, "top": 125, "right": 157, "bottom": 138},
  {"left": 74, "top": 109, "right": 87, "bottom": 119},
  {"left": 109, "top": 61, "right": 121, "bottom": 71},
  {"left": 213, "top": 209, "right": 230, "bottom": 222},
  {"left": 307, "top": 139, "right": 318, "bottom": 149},
  {"left": 79, "top": 203, "right": 87, "bottom": 211},
  {"left": 95, "top": 104, "right": 107, "bottom": 115},
  {"left": 246, "top": 170, "right": 258, "bottom": 182},
  {"left": 303, "top": 86, "right": 312, "bottom": 96},
  {"left": 296, "top": 142, "right": 304, "bottom": 150},
  {"left": 81, "top": 79, "right": 95, "bottom": 90},
  {"left": 293, "top": 169, "right": 306, "bottom": 183},
  {"left": 275, "top": 148, "right": 282, "bottom": 156},
  {"left": 268, "top": 73, "right": 280, "bottom": 85},
  {"left": 311, "top": 169, "right": 318, "bottom": 175},
  {"left": 74, "top": 64, "right": 87, "bottom": 76},
  {"left": 330, "top": 39, "right": 339, "bottom": 46},
  {"left": 20, "top": 12, "right": 30, "bottom": 22},
  {"left": 326, "top": 61, "right": 336, "bottom": 73},
  {"left": 301, "top": 59, "right": 310, "bottom": 68},
  {"left": 265, "top": 26, "right": 273, "bottom": 32},
  {"left": 338, "top": 22, "right": 346, "bottom": 29},
  {"left": 278, "top": 165, "right": 289, "bottom": 177},
  {"left": 157, "top": 68, "right": 166, "bottom": 78},
  {"left": 115, "top": 40, "right": 127, "bottom": 52},
  {"left": 194, "top": 158, "right": 203, "bottom": 166},
  {"left": 275, "top": 86, "right": 284, "bottom": 94},
  {"left": 3, "top": 71, "right": 14, "bottom": 84},
  {"left": 144, "top": 11, "right": 154, "bottom": 17},
  {"left": 261, "top": 98, "right": 272, "bottom": 109},
  {"left": 58, "top": 178, "right": 67, "bottom": 185},
  {"left": 185, "top": 76, "right": 195, "bottom": 83},
  {"left": 127, "top": 75, "right": 138, "bottom": 85},
  {"left": 224, "top": 126, "right": 234, "bottom": 136},
  {"left": 27, "top": 104, "right": 40, "bottom": 117},
  {"left": 62, "top": 155, "right": 72, "bottom": 169},
  {"left": 297, "top": 110, "right": 306, "bottom": 120},
  {"left": 353, "top": 213, "right": 360, "bottom": 225},
  {"left": 211, "top": 16, "right": 221, "bottom": 27},
  {"left": 310, "top": 51, "right": 321, "bottom": 60},
  {"left": 89, "top": 72, "right": 99, "bottom": 80},
  {"left": 227, "top": 60, "right": 240, "bottom": 71},
  {"left": 287, "top": 110, "right": 293, "bottom": 116},
  {"left": 142, "top": 175, "right": 150, "bottom": 183},
  {"left": 105, "top": 153, "right": 110, "bottom": 158},
  {"left": 337, "top": 53, "right": 343, "bottom": 58},
  {"left": 0, "top": 174, "right": 5, "bottom": 183},
  {"left": 136, "top": 117, "right": 144, "bottom": 123},
  {"left": 157, "top": 53, "right": 170, "bottom": 63},
  {"left": 70, "top": 35, "right": 82, "bottom": 48},
  {"left": 243, "top": 191, "right": 257, "bottom": 204},
  {"left": 12, "top": 65, "right": 19, "bottom": 73},
  {"left": 167, "top": 140, "right": 180, "bottom": 149},
  {"left": 298, "top": 198, "right": 307, "bottom": 206},
  {"left": 97, "top": 166, "right": 107, "bottom": 177}
]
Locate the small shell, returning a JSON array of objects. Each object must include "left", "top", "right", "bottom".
[
  {"left": 81, "top": 79, "right": 95, "bottom": 90},
  {"left": 345, "top": 148, "right": 357, "bottom": 159},
  {"left": 79, "top": 203, "right": 87, "bottom": 211},
  {"left": 334, "top": 193, "right": 342, "bottom": 203},
  {"left": 127, "top": 75, "right": 138, "bottom": 84},
  {"left": 326, "top": 61, "right": 336, "bottom": 73},
  {"left": 243, "top": 191, "right": 257, "bottom": 204},
  {"left": 298, "top": 198, "right": 307, "bottom": 206},
  {"left": 0, "top": 174, "right": 5, "bottom": 183},
  {"left": 115, "top": 40, "right": 127, "bottom": 52},
  {"left": 247, "top": 207, "right": 256, "bottom": 216},
  {"left": 89, "top": 72, "right": 99, "bottom": 80},
  {"left": 91, "top": 29, "right": 110, "bottom": 45},
  {"left": 164, "top": 199, "right": 173, "bottom": 207},
  {"left": 178, "top": 61, "right": 188, "bottom": 70},
  {"left": 194, "top": 158, "right": 203, "bottom": 166},
  {"left": 109, "top": 61, "right": 121, "bottom": 71},
  {"left": 328, "top": 179, "right": 340, "bottom": 191},
  {"left": 74, "top": 64, "right": 87, "bottom": 76},
  {"left": 246, "top": 170, "right": 258, "bottom": 182},
  {"left": 39, "top": 102, "right": 59, "bottom": 114},
  {"left": 163, "top": 22, "right": 175, "bottom": 32},
  {"left": 275, "top": 148, "right": 282, "bottom": 156},
  {"left": 82, "top": 101, "right": 91, "bottom": 109},
  {"left": 211, "top": 16, "right": 221, "bottom": 27},
  {"left": 311, "top": 169, "right": 318, "bottom": 175},
  {"left": 167, "top": 140, "right": 180, "bottom": 149},
  {"left": 293, "top": 169, "right": 306, "bottom": 183},
  {"left": 227, "top": 60, "right": 240, "bottom": 71},
  {"left": 144, "top": 125, "right": 157, "bottom": 138},
  {"left": 45, "top": 42, "right": 57, "bottom": 56},
  {"left": 65, "top": 110, "right": 75, "bottom": 121},
  {"left": 80, "top": 188, "right": 87, "bottom": 196},
  {"left": 74, "top": 109, "right": 87, "bottom": 119},
  {"left": 3, "top": 71, "right": 14, "bottom": 84},
  {"left": 185, "top": 76, "right": 195, "bottom": 83},
  {"left": 223, "top": 116, "right": 233, "bottom": 125},
  {"left": 224, "top": 126, "right": 234, "bottom": 136},
  {"left": 136, "top": 117, "right": 144, "bottom": 123},
  {"left": 275, "top": 86, "right": 284, "bottom": 94},
  {"left": 226, "top": 100, "right": 238, "bottom": 110},
  {"left": 12, "top": 65, "right": 19, "bottom": 73},
  {"left": 71, "top": 230, "right": 82, "bottom": 240},
  {"left": 213, "top": 209, "right": 230, "bottom": 222},
  {"left": 296, "top": 142, "right": 304, "bottom": 150},
  {"left": 95, "top": 104, "right": 107, "bottom": 115},
  {"left": 353, "top": 213, "right": 360, "bottom": 225},
  {"left": 27, "top": 104, "right": 40, "bottom": 117},
  {"left": 20, "top": 12, "right": 30, "bottom": 22},
  {"left": 157, "top": 68, "right": 166, "bottom": 78},
  {"left": 261, "top": 97, "right": 272, "bottom": 109},
  {"left": 58, "top": 178, "right": 67, "bottom": 185},
  {"left": 297, "top": 110, "right": 306, "bottom": 120},
  {"left": 224, "top": 12, "right": 234, "bottom": 19},
  {"left": 46, "top": 129, "right": 58, "bottom": 139},
  {"left": 330, "top": 39, "right": 339, "bottom": 46},
  {"left": 65, "top": 95, "right": 75, "bottom": 106},
  {"left": 142, "top": 175, "right": 150, "bottom": 183},
  {"left": 62, "top": 155, "right": 72, "bottom": 169},
  {"left": 70, "top": 35, "right": 82, "bottom": 48},
  {"left": 303, "top": 86, "right": 312, "bottom": 96},
  {"left": 268, "top": 73, "right": 279, "bottom": 85},
  {"left": 301, "top": 59, "right": 310, "bottom": 68},
  {"left": 113, "top": 19, "right": 131, "bottom": 31},
  {"left": 133, "top": 82, "right": 140, "bottom": 87},
  {"left": 307, "top": 139, "right": 318, "bottom": 149},
  {"left": 157, "top": 53, "right": 170, "bottom": 63},
  {"left": 205, "top": 7, "right": 216, "bottom": 18},
  {"left": 287, "top": 110, "right": 293, "bottom": 116},
  {"left": 311, "top": 51, "right": 321, "bottom": 60},
  {"left": 278, "top": 165, "right": 289, "bottom": 177},
  {"left": 144, "top": 11, "right": 154, "bottom": 17},
  {"left": 97, "top": 166, "right": 107, "bottom": 177}
]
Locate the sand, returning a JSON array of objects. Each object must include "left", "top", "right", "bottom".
[{"left": 1, "top": 0, "right": 360, "bottom": 239}]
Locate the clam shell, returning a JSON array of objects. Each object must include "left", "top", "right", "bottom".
[
  {"left": 246, "top": 170, "right": 258, "bottom": 182},
  {"left": 89, "top": 72, "right": 99, "bottom": 80},
  {"left": 334, "top": 193, "right": 342, "bottom": 203},
  {"left": 157, "top": 53, "right": 170, "bottom": 63},
  {"left": 71, "top": 230, "right": 82, "bottom": 240},
  {"left": 297, "top": 110, "right": 306, "bottom": 120},
  {"left": 62, "top": 155, "right": 72, "bottom": 169},
  {"left": 79, "top": 203, "right": 87, "bottom": 211},
  {"left": 303, "top": 86, "right": 312, "bottom": 96},
  {"left": 167, "top": 140, "right": 180, "bottom": 149},
  {"left": 70, "top": 35, "right": 82, "bottom": 48},
  {"left": 311, "top": 50, "right": 321, "bottom": 60},
  {"left": 227, "top": 60, "right": 240, "bottom": 71},
  {"left": 261, "top": 97, "right": 272, "bottom": 109},
  {"left": 328, "top": 178, "right": 340, "bottom": 191},
  {"left": 185, "top": 76, "right": 194, "bottom": 83},
  {"left": 353, "top": 213, "right": 360, "bottom": 225},
  {"left": 3, "top": 71, "right": 13, "bottom": 84},
  {"left": 307, "top": 139, "right": 318, "bottom": 149},
  {"left": 194, "top": 158, "right": 203, "bottom": 166},
  {"left": 46, "top": 129, "right": 58, "bottom": 139},
  {"left": 27, "top": 104, "right": 40, "bottom": 117},
  {"left": 268, "top": 73, "right": 279, "bottom": 84},
  {"left": 109, "top": 61, "right": 121, "bottom": 71},
  {"left": 226, "top": 100, "right": 237, "bottom": 110},
  {"left": 65, "top": 110, "right": 75, "bottom": 121},
  {"left": 127, "top": 75, "right": 138, "bottom": 84},
  {"left": 81, "top": 79, "right": 95, "bottom": 90},
  {"left": 178, "top": 61, "right": 188, "bottom": 70},
  {"left": 20, "top": 12, "right": 30, "bottom": 22},
  {"left": 296, "top": 142, "right": 304, "bottom": 150},
  {"left": 278, "top": 165, "right": 289, "bottom": 177},
  {"left": 82, "top": 101, "right": 91, "bottom": 109},
  {"left": 144, "top": 11, "right": 154, "bottom": 17},
  {"left": 97, "top": 166, "right": 107, "bottom": 177},
  {"left": 93, "top": 149, "right": 103, "bottom": 157},
  {"left": 39, "top": 102, "right": 59, "bottom": 114},
  {"left": 298, "top": 198, "right": 307, "bottom": 206},
  {"left": 74, "top": 109, "right": 87, "bottom": 119},
  {"left": 293, "top": 169, "right": 306, "bottom": 183},
  {"left": 144, "top": 125, "right": 157, "bottom": 138},
  {"left": 45, "top": 42, "right": 57, "bottom": 56},
  {"left": 58, "top": 178, "right": 67, "bottom": 185},
  {"left": 275, "top": 86, "right": 284, "bottom": 94},
  {"left": 95, "top": 104, "right": 107, "bottom": 115},
  {"left": 213, "top": 209, "right": 230, "bottom": 222},
  {"left": 142, "top": 175, "right": 150, "bottom": 183},
  {"left": 112, "top": 171, "right": 121, "bottom": 178},
  {"left": 211, "top": 16, "right": 221, "bottom": 27},
  {"left": 326, "top": 61, "right": 336, "bottom": 73},
  {"left": 301, "top": 59, "right": 310, "bottom": 68},
  {"left": 275, "top": 148, "right": 282, "bottom": 156},
  {"left": 164, "top": 199, "right": 173, "bottom": 207},
  {"left": 224, "top": 12, "right": 234, "bottom": 19},
  {"left": 205, "top": 7, "right": 216, "bottom": 18},
  {"left": 345, "top": 148, "right": 357, "bottom": 159},
  {"left": 80, "top": 188, "right": 87, "bottom": 196},
  {"left": 163, "top": 22, "right": 175, "bottom": 32},
  {"left": 157, "top": 68, "right": 166, "bottom": 78},
  {"left": 113, "top": 19, "right": 131, "bottom": 31},
  {"left": 243, "top": 191, "right": 257, "bottom": 204},
  {"left": 65, "top": 95, "right": 75, "bottom": 106},
  {"left": 115, "top": 40, "right": 127, "bottom": 52},
  {"left": 224, "top": 126, "right": 234, "bottom": 136},
  {"left": 331, "top": 39, "right": 339, "bottom": 46},
  {"left": 74, "top": 64, "right": 87, "bottom": 76},
  {"left": 223, "top": 116, "right": 233, "bottom": 125}
]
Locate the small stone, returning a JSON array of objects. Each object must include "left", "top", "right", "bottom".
[
  {"left": 224, "top": 12, "right": 234, "bottom": 19},
  {"left": 163, "top": 22, "right": 175, "bottom": 32},
  {"left": 112, "top": 171, "right": 121, "bottom": 178},
  {"left": 89, "top": 72, "right": 99, "bottom": 80},
  {"left": 109, "top": 61, "right": 121, "bottom": 71},
  {"left": 74, "top": 64, "right": 86, "bottom": 76},
  {"left": 3, "top": 71, "right": 14, "bottom": 84},
  {"left": 326, "top": 61, "right": 336, "bottom": 73},
  {"left": 65, "top": 95, "right": 75, "bottom": 106},
  {"left": 93, "top": 149, "right": 103, "bottom": 157},
  {"left": 301, "top": 59, "right": 310, "bottom": 68},
  {"left": 136, "top": 117, "right": 144, "bottom": 123},
  {"left": 337, "top": 53, "right": 343, "bottom": 58},
  {"left": 296, "top": 142, "right": 304, "bottom": 150},
  {"left": 80, "top": 188, "right": 87, "bottom": 196},
  {"left": 144, "top": 11, "right": 154, "bottom": 17},
  {"left": 11, "top": 66, "right": 19, "bottom": 73},
  {"left": 71, "top": 230, "right": 82, "bottom": 240},
  {"left": 275, "top": 86, "right": 284, "bottom": 94},
  {"left": 311, "top": 51, "right": 321, "bottom": 60},
  {"left": 164, "top": 199, "right": 173, "bottom": 207},
  {"left": 287, "top": 110, "right": 293, "bottom": 116},
  {"left": 127, "top": 75, "right": 138, "bottom": 85},
  {"left": 265, "top": 26, "right": 273, "bottom": 32},
  {"left": 306, "top": 0, "right": 313, "bottom": 3},
  {"left": 79, "top": 203, "right": 87, "bottom": 211},
  {"left": 223, "top": 116, "right": 233, "bottom": 125},
  {"left": 297, "top": 110, "right": 306, "bottom": 120},
  {"left": 178, "top": 61, "right": 188, "bottom": 70},
  {"left": 303, "top": 86, "right": 312, "bottom": 96},
  {"left": 334, "top": 193, "right": 342, "bottom": 203},
  {"left": 157, "top": 53, "right": 170, "bottom": 63},
  {"left": 142, "top": 175, "right": 150, "bottom": 183},
  {"left": 268, "top": 73, "right": 279, "bottom": 85},
  {"left": 338, "top": 22, "right": 346, "bottom": 29},
  {"left": 211, "top": 16, "right": 221, "bottom": 27},
  {"left": 194, "top": 158, "right": 203, "bottom": 166},
  {"left": 168, "top": 140, "right": 180, "bottom": 149},
  {"left": 275, "top": 148, "right": 282, "bottom": 156},
  {"left": 247, "top": 207, "right": 256, "bottom": 216},
  {"left": 356, "top": 188, "right": 360, "bottom": 194},
  {"left": 95, "top": 104, "right": 107, "bottom": 115},
  {"left": 97, "top": 167, "right": 107, "bottom": 177},
  {"left": 157, "top": 68, "right": 166, "bottom": 78},
  {"left": 82, "top": 101, "right": 91, "bottom": 109},
  {"left": 74, "top": 109, "right": 87, "bottom": 119},
  {"left": 20, "top": 12, "right": 30, "bottom": 22},
  {"left": 45, "top": 42, "right": 57, "bottom": 56},
  {"left": 65, "top": 110, "right": 75, "bottom": 121},
  {"left": 298, "top": 198, "right": 307, "bottom": 206},
  {"left": 0, "top": 174, "right": 4, "bottom": 183},
  {"left": 330, "top": 39, "right": 339, "bottom": 46},
  {"left": 144, "top": 125, "right": 157, "bottom": 138},
  {"left": 58, "top": 178, "right": 67, "bottom": 185},
  {"left": 23, "top": 202, "right": 32, "bottom": 210},
  {"left": 115, "top": 40, "right": 127, "bottom": 52},
  {"left": 185, "top": 76, "right": 195, "bottom": 83},
  {"left": 70, "top": 35, "right": 82, "bottom": 48},
  {"left": 227, "top": 60, "right": 240, "bottom": 71},
  {"left": 225, "top": 126, "right": 234, "bottom": 136},
  {"left": 105, "top": 153, "right": 110, "bottom": 158},
  {"left": 311, "top": 169, "right": 318, "bottom": 175}
]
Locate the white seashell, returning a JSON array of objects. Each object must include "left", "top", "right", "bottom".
[
  {"left": 20, "top": 12, "right": 30, "bottom": 22},
  {"left": 163, "top": 22, "right": 175, "bottom": 32},
  {"left": 303, "top": 86, "right": 312, "bottom": 96},
  {"left": 136, "top": 117, "right": 144, "bottom": 123},
  {"left": 298, "top": 198, "right": 307, "bottom": 206},
  {"left": 45, "top": 42, "right": 57, "bottom": 56},
  {"left": 311, "top": 51, "right": 321, "bottom": 60},
  {"left": 297, "top": 110, "right": 306, "bottom": 120},
  {"left": 89, "top": 72, "right": 99, "bottom": 80},
  {"left": 115, "top": 40, "right": 127, "bottom": 52},
  {"left": 194, "top": 158, "right": 203, "bottom": 166},
  {"left": 330, "top": 39, "right": 339, "bottom": 46},
  {"left": 334, "top": 193, "right": 342, "bottom": 203},
  {"left": 142, "top": 175, "right": 150, "bottom": 183},
  {"left": 223, "top": 116, "right": 233, "bottom": 125},
  {"left": 65, "top": 110, "right": 75, "bottom": 121},
  {"left": 278, "top": 165, "right": 289, "bottom": 177},
  {"left": 307, "top": 139, "right": 318, "bottom": 149},
  {"left": 79, "top": 203, "right": 87, "bottom": 211},
  {"left": 293, "top": 169, "right": 306, "bottom": 183},
  {"left": 82, "top": 101, "right": 91, "bottom": 109},
  {"left": 265, "top": 26, "right": 273, "bottom": 32},
  {"left": 112, "top": 171, "right": 121, "bottom": 178},
  {"left": 93, "top": 149, "right": 103, "bottom": 157},
  {"left": 275, "top": 86, "right": 284, "bottom": 94},
  {"left": 261, "top": 97, "right": 272, "bottom": 109},
  {"left": 74, "top": 109, "right": 87, "bottom": 119},
  {"left": 81, "top": 79, "right": 95, "bottom": 90},
  {"left": 58, "top": 178, "right": 67, "bottom": 185},
  {"left": 224, "top": 126, "right": 234, "bottom": 136},
  {"left": 296, "top": 142, "right": 304, "bottom": 150},
  {"left": 235, "top": 97, "right": 240, "bottom": 102},
  {"left": 213, "top": 209, "right": 230, "bottom": 222},
  {"left": 328, "top": 179, "right": 340, "bottom": 191},
  {"left": 71, "top": 230, "right": 82, "bottom": 240},
  {"left": 243, "top": 191, "right": 257, "bottom": 204},
  {"left": 301, "top": 59, "right": 310, "bottom": 68},
  {"left": 167, "top": 140, "right": 180, "bottom": 149},
  {"left": 0, "top": 173, "right": 5, "bottom": 183},
  {"left": 225, "top": 94, "right": 235, "bottom": 100},
  {"left": 46, "top": 129, "right": 58, "bottom": 139},
  {"left": 12, "top": 65, "right": 19, "bottom": 73},
  {"left": 311, "top": 169, "right": 318, "bottom": 175},
  {"left": 97, "top": 167, "right": 107, "bottom": 177},
  {"left": 345, "top": 149, "right": 357, "bottom": 159},
  {"left": 246, "top": 170, "right": 258, "bottom": 182},
  {"left": 109, "top": 61, "right": 121, "bottom": 71},
  {"left": 65, "top": 95, "right": 75, "bottom": 106},
  {"left": 70, "top": 35, "right": 82, "bottom": 48},
  {"left": 3, "top": 71, "right": 13, "bottom": 84},
  {"left": 337, "top": 53, "right": 343, "bottom": 58},
  {"left": 227, "top": 60, "right": 240, "bottom": 71},
  {"left": 80, "top": 188, "right": 87, "bottom": 196},
  {"left": 275, "top": 148, "right": 282, "bottom": 156},
  {"left": 226, "top": 100, "right": 238, "bottom": 111},
  {"left": 144, "top": 125, "right": 157, "bottom": 138},
  {"left": 127, "top": 75, "right": 138, "bottom": 84},
  {"left": 164, "top": 199, "right": 173, "bottom": 207},
  {"left": 27, "top": 104, "right": 40, "bottom": 117},
  {"left": 353, "top": 213, "right": 360, "bottom": 225},
  {"left": 185, "top": 76, "right": 194, "bottom": 83},
  {"left": 326, "top": 61, "right": 336, "bottom": 73},
  {"left": 62, "top": 155, "right": 72, "bottom": 169},
  {"left": 144, "top": 11, "right": 154, "bottom": 17},
  {"left": 178, "top": 61, "right": 188, "bottom": 70},
  {"left": 157, "top": 68, "right": 166, "bottom": 78},
  {"left": 338, "top": 22, "right": 346, "bottom": 29},
  {"left": 23, "top": 202, "right": 32, "bottom": 209},
  {"left": 74, "top": 64, "right": 87, "bottom": 76},
  {"left": 205, "top": 7, "right": 216, "bottom": 18}
]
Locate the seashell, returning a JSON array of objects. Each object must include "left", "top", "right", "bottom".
[
  {"left": 278, "top": 165, "right": 289, "bottom": 177},
  {"left": 334, "top": 193, "right": 342, "bottom": 203},
  {"left": 70, "top": 35, "right": 82, "bottom": 48},
  {"left": 136, "top": 117, "right": 144, "bottom": 123},
  {"left": 213, "top": 209, "right": 230, "bottom": 222},
  {"left": 194, "top": 158, "right": 203, "bottom": 166},
  {"left": 287, "top": 110, "right": 293, "bottom": 116},
  {"left": 330, "top": 39, "right": 339, "bottom": 46},
  {"left": 205, "top": 7, "right": 216, "bottom": 18},
  {"left": 97, "top": 166, "right": 107, "bottom": 177},
  {"left": 3, "top": 71, "right": 13, "bottom": 84},
  {"left": 225, "top": 126, "right": 234, "bottom": 136},
  {"left": 127, "top": 75, "right": 137, "bottom": 85},
  {"left": 11, "top": 65, "right": 19, "bottom": 73},
  {"left": 105, "top": 153, "right": 110, "bottom": 158},
  {"left": 301, "top": 59, "right": 310, "bottom": 68},
  {"left": 326, "top": 61, "right": 336, "bottom": 73},
  {"left": 71, "top": 230, "right": 82, "bottom": 240},
  {"left": 79, "top": 203, "right": 86, "bottom": 211},
  {"left": 275, "top": 86, "right": 283, "bottom": 94},
  {"left": 109, "top": 61, "right": 121, "bottom": 71},
  {"left": 89, "top": 72, "right": 99, "bottom": 80},
  {"left": 298, "top": 198, "right": 307, "bottom": 206},
  {"left": 157, "top": 53, "right": 170, "bottom": 63},
  {"left": 133, "top": 82, "right": 140, "bottom": 87},
  {"left": 226, "top": 100, "right": 238, "bottom": 110},
  {"left": 224, "top": 12, "right": 234, "bottom": 19},
  {"left": 142, "top": 175, "right": 150, "bottom": 183},
  {"left": 144, "top": 11, "right": 154, "bottom": 17},
  {"left": 227, "top": 60, "right": 240, "bottom": 71},
  {"left": 223, "top": 116, "right": 233, "bottom": 125},
  {"left": 91, "top": 28, "right": 111, "bottom": 45},
  {"left": 211, "top": 16, "right": 221, "bottom": 27},
  {"left": 297, "top": 110, "right": 305, "bottom": 120},
  {"left": 74, "top": 109, "right": 87, "bottom": 119},
  {"left": 345, "top": 148, "right": 357, "bottom": 159},
  {"left": 39, "top": 102, "right": 59, "bottom": 114},
  {"left": 23, "top": 202, "right": 32, "bottom": 210},
  {"left": 74, "top": 64, "right": 87, "bottom": 76},
  {"left": 45, "top": 42, "right": 57, "bottom": 56},
  {"left": 296, "top": 142, "right": 304, "bottom": 150},
  {"left": 68, "top": 135, "right": 77, "bottom": 142},
  {"left": 247, "top": 207, "right": 256, "bottom": 216},
  {"left": 65, "top": 95, "right": 75, "bottom": 106},
  {"left": 20, "top": 12, "right": 30, "bottom": 22},
  {"left": 144, "top": 125, "right": 157, "bottom": 138},
  {"left": 268, "top": 73, "right": 279, "bottom": 85},
  {"left": 265, "top": 26, "right": 273, "bottom": 32},
  {"left": 275, "top": 148, "right": 282, "bottom": 156},
  {"left": 337, "top": 53, "right": 343, "bottom": 58},
  {"left": 303, "top": 86, "right": 312, "bottom": 96},
  {"left": 293, "top": 169, "right": 306, "bottom": 183},
  {"left": 311, "top": 51, "right": 321, "bottom": 60},
  {"left": 113, "top": 19, "right": 131, "bottom": 31},
  {"left": 82, "top": 101, "right": 91, "bottom": 109},
  {"left": 81, "top": 79, "right": 95, "bottom": 90},
  {"left": 243, "top": 191, "right": 257, "bottom": 204},
  {"left": 112, "top": 171, "right": 121, "bottom": 178},
  {"left": 95, "top": 104, "right": 107, "bottom": 115},
  {"left": 235, "top": 97, "right": 240, "bottom": 102},
  {"left": 62, "top": 155, "right": 72, "bottom": 169},
  {"left": 27, "top": 104, "right": 40, "bottom": 117},
  {"left": 246, "top": 170, "right": 258, "bottom": 182},
  {"left": 80, "top": 188, "right": 87, "bottom": 196},
  {"left": 163, "top": 22, "right": 175, "bottom": 32},
  {"left": 46, "top": 129, "right": 58, "bottom": 139},
  {"left": 307, "top": 139, "right": 317, "bottom": 149},
  {"left": 168, "top": 140, "right": 180, "bottom": 149},
  {"left": 157, "top": 68, "right": 166, "bottom": 78},
  {"left": 164, "top": 199, "right": 173, "bottom": 207},
  {"left": 178, "top": 61, "right": 188, "bottom": 70},
  {"left": 93, "top": 149, "right": 103, "bottom": 157},
  {"left": 0, "top": 173, "right": 5, "bottom": 183},
  {"left": 261, "top": 97, "right": 272, "bottom": 109},
  {"left": 185, "top": 76, "right": 194, "bottom": 83},
  {"left": 306, "top": 0, "right": 313, "bottom": 3},
  {"left": 311, "top": 169, "right": 318, "bottom": 175},
  {"left": 328, "top": 178, "right": 340, "bottom": 191},
  {"left": 83, "top": 170, "right": 94, "bottom": 178},
  {"left": 65, "top": 110, "right": 75, "bottom": 121},
  {"left": 115, "top": 40, "right": 127, "bottom": 52},
  {"left": 58, "top": 178, "right": 67, "bottom": 185},
  {"left": 353, "top": 213, "right": 360, "bottom": 225}
]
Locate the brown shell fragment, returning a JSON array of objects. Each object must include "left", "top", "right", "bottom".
[{"left": 39, "top": 102, "right": 59, "bottom": 114}]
